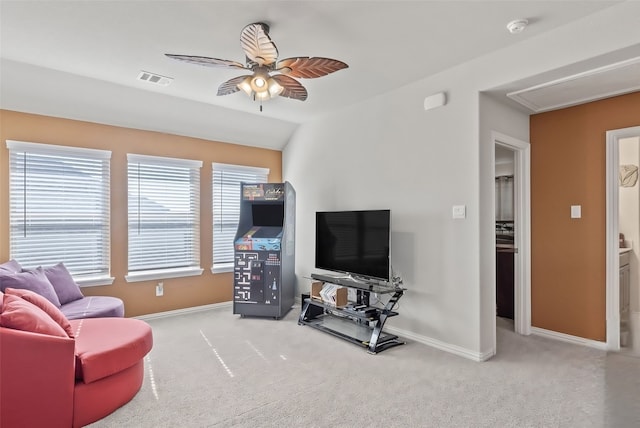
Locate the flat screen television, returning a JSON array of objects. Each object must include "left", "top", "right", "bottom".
[{"left": 315, "top": 209, "right": 391, "bottom": 282}]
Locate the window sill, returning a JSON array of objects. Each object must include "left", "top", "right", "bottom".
[
  {"left": 125, "top": 267, "right": 204, "bottom": 283},
  {"left": 76, "top": 276, "right": 115, "bottom": 288},
  {"left": 211, "top": 263, "right": 234, "bottom": 274}
]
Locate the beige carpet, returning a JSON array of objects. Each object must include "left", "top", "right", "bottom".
[{"left": 88, "top": 308, "right": 640, "bottom": 427}]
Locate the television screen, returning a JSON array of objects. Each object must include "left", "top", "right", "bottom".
[
  {"left": 252, "top": 203, "right": 284, "bottom": 227},
  {"left": 315, "top": 210, "right": 391, "bottom": 282}
]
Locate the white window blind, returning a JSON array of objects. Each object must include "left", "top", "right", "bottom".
[
  {"left": 212, "top": 163, "right": 269, "bottom": 269},
  {"left": 127, "top": 154, "right": 202, "bottom": 276},
  {"left": 7, "top": 140, "right": 111, "bottom": 279}
]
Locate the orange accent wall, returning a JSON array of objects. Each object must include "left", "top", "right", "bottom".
[
  {"left": 530, "top": 92, "right": 640, "bottom": 341},
  {"left": 0, "top": 110, "right": 282, "bottom": 317}
]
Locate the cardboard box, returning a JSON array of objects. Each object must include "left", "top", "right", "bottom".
[
  {"left": 332, "top": 287, "right": 348, "bottom": 307},
  {"left": 311, "top": 281, "right": 348, "bottom": 307},
  {"left": 311, "top": 281, "right": 323, "bottom": 300}
]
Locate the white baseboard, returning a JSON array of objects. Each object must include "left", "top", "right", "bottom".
[
  {"left": 531, "top": 326, "right": 608, "bottom": 351},
  {"left": 384, "top": 325, "right": 492, "bottom": 362},
  {"left": 135, "top": 301, "right": 232, "bottom": 321}
]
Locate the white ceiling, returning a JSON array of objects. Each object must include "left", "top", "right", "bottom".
[
  {"left": 507, "top": 56, "right": 640, "bottom": 112},
  {"left": 0, "top": 0, "right": 634, "bottom": 150}
]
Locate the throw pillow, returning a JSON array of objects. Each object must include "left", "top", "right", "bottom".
[
  {"left": 0, "top": 267, "right": 62, "bottom": 307},
  {"left": 0, "top": 259, "right": 22, "bottom": 274},
  {"left": 5, "top": 287, "right": 74, "bottom": 338},
  {"left": 42, "top": 262, "right": 84, "bottom": 305},
  {"left": 0, "top": 294, "right": 68, "bottom": 338}
]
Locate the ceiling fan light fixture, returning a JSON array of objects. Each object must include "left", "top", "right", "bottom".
[
  {"left": 254, "top": 77, "right": 266, "bottom": 88},
  {"left": 267, "top": 78, "right": 284, "bottom": 97},
  {"left": 249, "top": 67, "right": 271, "bottom": 92},
  {"left": 255, "top": 90, "right": 271, "bottom": 101},
  {"left": 237, "top": 71, "right": 283, "bottom": 101},
  {"left": 238, "top": 76, "right": 254, "bottom": 96}
]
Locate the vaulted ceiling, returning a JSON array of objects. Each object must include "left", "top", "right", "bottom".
[{"left": 0, "top": 1, "right": 635, "bottom": 149}]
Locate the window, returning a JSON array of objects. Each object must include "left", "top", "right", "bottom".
[
  {"left": 126, "top": 154, "right": 203, "bottom": 281},
  {"left": 7, "top": 140, "right": 112, "bottom": 285},
  {"left": 212, "top": 163, "right": 269, "bottom": 272}
]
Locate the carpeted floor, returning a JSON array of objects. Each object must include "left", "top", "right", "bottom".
[{"left": 88, "top": 308, "right": 640, "bottom": 427}]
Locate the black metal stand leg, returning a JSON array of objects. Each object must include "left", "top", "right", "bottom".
[
  {"left": 298, "top": 301, "right": 310, "bottom": 324},
  {"left": 368, "top": 319, "right": 384, "bottom": 353},
  {"left": 368, "top": 289, "right": 403, "bottom": 353}
]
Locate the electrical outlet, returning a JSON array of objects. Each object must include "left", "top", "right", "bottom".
[{"left": 156, "top": 282, "right": 163, "bottom": 297}]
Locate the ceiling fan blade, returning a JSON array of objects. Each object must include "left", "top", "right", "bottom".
[
  {"left": 276, "top": 57, "right": 348, "bottom": 78},
  {"left": 271, "top": 74, "right": 308, "bottom": 101},
  {"left": 217, "top": 75, "right": 251, "bottom": 96},
  {"left": 240, "top": 23, "right": 278, "bottom": 66},
  {"left": 165, "top": 54, "right": 247, "bottom": 69}
]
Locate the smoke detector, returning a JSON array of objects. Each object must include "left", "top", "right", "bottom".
[
  {"left": 137, "top": 71, "right": 173, "bottom": 86},
  {"left": 506, "top": 19, "right": 528, "bottom": 34}
]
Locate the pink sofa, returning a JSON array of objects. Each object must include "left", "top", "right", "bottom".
[
  {"left": 0, "top": 288, "right": 153, "bottom": 427},
  {"left": 0, "top": 260, "right": 125, "bottom": 319}
]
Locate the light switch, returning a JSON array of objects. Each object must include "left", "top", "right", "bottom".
[
  {"left": 452, "top": 205, "right": 466, "bottom": 219},
  {"left": 571, "top": 205, "right": 581, "bottom": 219}
]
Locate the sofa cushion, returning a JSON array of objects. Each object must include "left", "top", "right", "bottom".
[
  {"left": 70, "top": 318, "right": 153, "bottom": 384},
  {"left": 0, "top": 259, "right": 22, "bottom": 274},
  {"left": 0, "top": 267, "right": 62, "bottom": 307},
  {"left": 5, "top": 287, "right": 74, "bottom": 338},
  {"left": 61, "top": 296, "right": 125, "bottom": 320},
  {"left": 42, "top": 262, "right": 84, "bottom": 305},
  {"left": 0, "top": 294, "right": 68, "bottom": 337}
]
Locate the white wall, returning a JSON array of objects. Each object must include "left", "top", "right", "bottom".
[
  {"left": 283, "top": 2, "right": 640, "bottom": 360},
  {"left": 286, "top": 69, "right": 483, "bottom": 356},
  {"left": 479, "top": 95, "right": 530, "bottom": 354}
]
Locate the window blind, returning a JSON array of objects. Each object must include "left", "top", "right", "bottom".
[
  {"left": 212, "top": 163, "right": 269, "bottom": 268},
  {"left": 7, "top": 140, "right": 111, "bottom": 278},
  {"left": 127, "top": 154, "right": 202, "bottom": 274}
]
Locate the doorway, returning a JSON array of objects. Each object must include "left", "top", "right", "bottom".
[
  {"left": 495, "top": 146, "right": 515, "bottom": 323},
  {"left": 606, "top": 125, "right": 640, "bottom": 353},
  {"left": 493, "top": 132, "right": 531, "bottom": 337}
]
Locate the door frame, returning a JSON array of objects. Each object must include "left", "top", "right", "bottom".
[
  {"left": 493, "top": 131, "right": 531, "bottom": 336},
  {"left": 605, "top": 125, "right": 640, "bottom": 350}
]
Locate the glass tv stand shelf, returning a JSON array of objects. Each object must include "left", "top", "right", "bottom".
[{"left": 298, "top": 273, "right": 405, "bottom": 354}]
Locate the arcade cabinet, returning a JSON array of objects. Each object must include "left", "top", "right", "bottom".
[{"left": 233, "top": 182, "right": 295, "bottom": 318}]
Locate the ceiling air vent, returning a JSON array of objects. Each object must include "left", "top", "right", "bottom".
[{"left": 137, "top": 70, "right": 173, "bottom": 86}]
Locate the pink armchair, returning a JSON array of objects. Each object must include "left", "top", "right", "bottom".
[{"left": 0, "top": 291, "right": 153, "bottom": 427}]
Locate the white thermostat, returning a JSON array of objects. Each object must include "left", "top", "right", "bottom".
[{"left": 452, "top": 205, "right": 466, "bottom": 219}]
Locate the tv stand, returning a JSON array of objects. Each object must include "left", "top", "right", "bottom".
[{"left": 298, "top": 273, "right": 405, "bottom": 354}]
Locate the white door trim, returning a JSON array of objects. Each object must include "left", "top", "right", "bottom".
[
  {"left": 493, "top": 131, "right": 532, "bottom": 336},
  {"left": 605, "top": 125, "right": 640, "bottom": 351}
]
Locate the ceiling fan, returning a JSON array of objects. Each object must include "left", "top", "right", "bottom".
[{"left": 165, "top": 22, "right": 348, "bottom": 110}]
